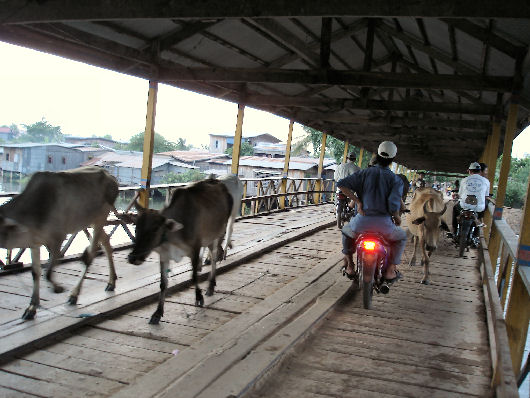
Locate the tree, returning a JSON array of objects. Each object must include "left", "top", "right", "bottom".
[
  {"left": 103, "top": 134, "right": 113, "bottom": 140},
  {"left": 301, "top": 126, "right": 371, "bottom": 165},
  {"left": 17, "top": 118, "right": 63, "bottom": 143},
  {"left": 175, "top": 137, "right": 192, "bottom": 150},
  {"left": 123, "top": 131, "right": 187, "bottom": 153},
  {"left": 225, "top": 141, "right": 254, "bottom": 157},
  {"left": 161, "top": 169, "right": 205, "bottom": 184},
  {"left": 494, "top": 154, "right": 530, "bottom": 208}
]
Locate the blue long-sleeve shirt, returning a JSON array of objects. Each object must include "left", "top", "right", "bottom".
[{"left": 337, "top": 165, "right": 403, "bottom": 216}]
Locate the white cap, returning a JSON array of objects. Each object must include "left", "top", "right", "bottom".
[
  {"left": 468, "top": 162, "right": 481, "bottom": 170},
  {"left": 378, "top": 141, "right": 397, "bottom": 159}
]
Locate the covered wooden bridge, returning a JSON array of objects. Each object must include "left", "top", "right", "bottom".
[{"left": 0, "top": 1, "right": 530, "bottom": 397}]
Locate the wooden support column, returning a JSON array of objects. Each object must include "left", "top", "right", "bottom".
[
  {"left": 489, "top": 98, "right": 518, "bottom": 268},
  {"left": 231, "top": 104, "right": 245, "bottom": 175},
  {"left": 484, "top": 120, "right": 502, "bottom": 242},
  {"left": 279, "top": 120, "right": 294, "bottom": 210},
  {"left": 358, "top": 147, "right": 364, "bottom": 168},
  {"left": 139, "top": 80, "right": 158, "bottom": 208},
  {"left": 315, "top": 133, "right": 327, "bottom": 204},
  {"left": 342, "top": 141, "right": 349, "bottom": 164},
  {"left": 505, "top": 169, "right": 530, "bottom": 376}
]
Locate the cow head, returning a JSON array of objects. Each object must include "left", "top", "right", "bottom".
[
  {"left": 127, "top": 201, "right": 182, "bottom": 265},
  {"left": 411, "top": 202, "right": 448, "bottom": 252},
  {"left": 0, "top": 215, "right": 30, "bottom": 249}
]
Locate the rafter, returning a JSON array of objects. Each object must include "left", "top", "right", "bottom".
[
  {"left": 243, "top": 93, "right": 496, "bottom": 114},
  {"left": 159, "top": 66, "right": 513, "bottom": 92},
  {"left": 440, "top": 18, "right": 528, "bottom": 59},
  {"left": 2, "top": 0, "right": 529, "bottom": 23}
]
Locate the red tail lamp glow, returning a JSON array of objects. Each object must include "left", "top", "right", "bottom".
[{"left": 363, "top": 240, "right": 377, "bottom": 251}]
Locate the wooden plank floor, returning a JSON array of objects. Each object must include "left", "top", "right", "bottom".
[
  {"left": 0, "top": 205, "right": 341, "bottom": 397},
  {"left": 0, "top": 205, "right": 495, "bottom": 397},
  {"left": 248, "top": 232, "right": 492, "bottom": 398}
]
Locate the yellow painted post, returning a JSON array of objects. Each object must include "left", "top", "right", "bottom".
[
  {"left": 484, "top": 121, "right": 502, "bottom": 244},
  {"left": 315, "top": 133, "right": 327, "bottom": 204},
  {"left": 231, "top": 104, "right": 245, "bottom": 176},
  {"left": 505, "top": 167, "right": 530, "bottom": 376},
  {"left": 358, "top": 147, "right": 364, "bottom": 168},
  {"left": 279, "top": 120, "right": 294, "bottom": 209},
  {"left": 342, "top": 141, "right": 349, "bottom": 164},
  {"left": 489, "top": 100, "right": 518, "bottom": 268},
  {"left": 139, "top": 80, "right": 158, "bottom": 208}
]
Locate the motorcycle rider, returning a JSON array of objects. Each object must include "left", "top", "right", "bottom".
[
  {"left": 337, "top": 141, "right": 407, "bottom": 282},
  {"left": 334, "top": 151, "right": 361, "bottom": 181},
  {"left": 451, "top": 162, "right": 490, "bottom": 237}
]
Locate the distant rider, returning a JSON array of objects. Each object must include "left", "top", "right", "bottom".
[
  {"left": 334, "top": 152, "right": 360, "bottom": 181},
  {"left": 337, "top": 141, "right": 407, "bottom": 282},
  {"left": 451, "top": 162, "right": 490, "bottom": 236}
]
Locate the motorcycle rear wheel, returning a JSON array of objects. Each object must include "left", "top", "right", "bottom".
[
  {"left": 336, "top": 202, "right": 344, "bottom": 229},
  {"left": 362, "top": 281, "right": 374, "bottom": 309}
]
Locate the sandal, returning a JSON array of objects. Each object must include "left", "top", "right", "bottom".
[
  {"left": 341, "top": 266, "right": 358, "bottom": 280},
  {"left": 383, "top": 270, "right": 402, "bottom": 284}
]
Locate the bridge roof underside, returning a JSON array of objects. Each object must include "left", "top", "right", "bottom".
[{"left": 2, "top": 1, "right": 530, "bottom": 172}]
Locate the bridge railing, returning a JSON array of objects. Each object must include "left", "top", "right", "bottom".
[
  {"left": 0, "top": 177, "right": 336, "bottom": 272},
  {"left": 479, "top": 203, "right": 528, "bottom": 395}
]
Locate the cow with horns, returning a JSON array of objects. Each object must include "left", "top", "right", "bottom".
[
  {"left": 127, "top": 178, "right": 233, "bottom": 324},
  {"left": 407, "top": 187, "right": 449, "bottom": 285}
]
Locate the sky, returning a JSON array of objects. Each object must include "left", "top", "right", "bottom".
[{"left": 1, "top": 41, "right": 529, "bottom": 158}]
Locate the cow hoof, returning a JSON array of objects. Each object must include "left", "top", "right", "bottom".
[
  {"left": 105, "top": 283, "right": 115, "bottom": 292},
  {"left": 203, "top": 258, "right": 211, "bottom": 266},
  {"left": 53, "top": 285, "right": 65, "bottom": 294},
  {"left": 67, "top": 296, "right": 78, "bottom": 305},
  {"left": 420, "top": 279, "right": 430, "bottom": 285},
  {"left": 408, "top": 261, "right": 416, "bottom": 267},
  {"left": 149, "top": 315, "right": 161, "bottom": 325},
  {"left": 206, "top": 287, "right": 214, "bottom": 297},
  {"left": 22, "top": 308, "right": 36, "bottom": 320},
  {"left": 195, "top": 297, "right": 204, "bottom": 307}
]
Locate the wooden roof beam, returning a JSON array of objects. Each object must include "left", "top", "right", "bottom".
[
  {"left": 160, "top": 66, "right": 513, "bottom": 91},
  {"left": 440, "top": 18, "right": 528, "bottom": 59},
  {"left": 244, "top": 94, "right": 496, "bottom": 114},
  {"left": 3, "top": 0, "right": 529, "bottom": 23}
]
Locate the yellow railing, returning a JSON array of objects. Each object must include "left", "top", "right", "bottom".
[
  {"left": 480, "top": 202, "right": 528, "bottom": 395},
  {"left": 0, "top": 178, "right": 336, "bottom": 272}
]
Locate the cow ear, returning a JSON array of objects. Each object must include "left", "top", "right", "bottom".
[
  {"left": 411, "top": 217, "right": 425, "bottom": 225},
  {"left": 440, "top": 220, "right": 450, "bottom": 231},
  {"left": 165, "top": 219, "right": 183, "bottom": 232}
]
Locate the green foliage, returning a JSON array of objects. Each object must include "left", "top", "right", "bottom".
[
  {"left": 301, "top": 126, "right": 371, "bottom": 165},
  {"left": 103, "top": 134, "right": 113, "bottom": 140},
  {"left": 225, "top": 141, "right": 254, "bottom": 157},
  {"left": 161, "top": 169, "right": 205, "bottom": 184},
  {"left": 16, "top": 118, "right": 63, "bottom": 143},
  {"left": 494, "top": 154, "right": 530, "bottom": 208},
  {"left": 122, "top": 131, "right": 190, "bottom": 153}
]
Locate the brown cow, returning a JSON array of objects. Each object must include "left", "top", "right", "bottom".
[
  {"left": 0, "top": 167, "right": 119, "bottom": 320},
  {"left": 407, "top": 187, "right": 449, "bottom": 284},
  {"left": 128, "top": 178, "right": 233, "bottom": 324}
]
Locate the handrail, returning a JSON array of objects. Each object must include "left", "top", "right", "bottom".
[
  {"left": 0, "top": 177, "right": 336, "bottom": 272},
  {"left": 478, "top": 231, "right": 519, "bottom": 396}
]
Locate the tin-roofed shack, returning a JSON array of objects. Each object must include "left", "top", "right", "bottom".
[{"left": 83, "top": 151, "right": 196, "bottom": 186}]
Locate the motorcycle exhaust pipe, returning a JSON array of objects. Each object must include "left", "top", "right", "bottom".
[{"left": 379, "top": 282, "right": 390, "bottom": 294}]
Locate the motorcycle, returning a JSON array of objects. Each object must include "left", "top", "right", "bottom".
[
  {"left": 335, "top": 189, "right": 355, "bottom": 229},
  {"left": 454, "top": 209, "right": 480, "bottom": 257},
  {"left": 353, "top": 232, "right": 392, "bottom": 309}
]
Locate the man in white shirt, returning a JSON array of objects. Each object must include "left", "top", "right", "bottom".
[
  {"left": 334, "top": 152, "right": 360, "bottom": 181},
  {"left": 451, "top": 162, "right": 490, "bottom": 235}
]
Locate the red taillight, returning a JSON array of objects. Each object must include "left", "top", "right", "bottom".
[{"left": 363, "top": 240, "right": 376, "bottom": 251}]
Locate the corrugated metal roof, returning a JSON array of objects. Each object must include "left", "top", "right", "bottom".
[
  {"left": 83, "top": 152, "right": 197, "bottom": 169},
  {"left": 157, "top": 150, "right": 229, "bottom": 162},
  {"left": 0, "top": 143, "right": 81, "bottom": 148},
  {"left": 209, "top": 133, "right": 281, "bottom": 142},
  {"left": 222, "top": 156, "right": 335, "bottom": 171}
]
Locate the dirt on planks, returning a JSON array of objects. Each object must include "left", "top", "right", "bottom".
[{"left": 502, "top": 207, "right": 523, "bottom": 235}]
